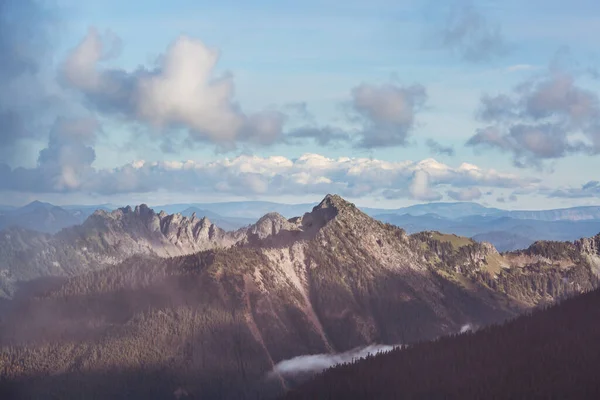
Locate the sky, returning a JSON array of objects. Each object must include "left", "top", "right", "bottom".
[{"left": 1, "top": 0, "right": 600, "bottom": 209}]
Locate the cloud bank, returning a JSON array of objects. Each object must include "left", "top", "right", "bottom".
[{"left": 0, "top": 152, "right": 539, "bottom": 200}]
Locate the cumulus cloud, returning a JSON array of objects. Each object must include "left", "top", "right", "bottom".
[
  {"left": 426, "top": 139, "right": 455, "bottom": 156},
  {"left": 270, "top": 345, "right": 398, "bottom": 379},
  {"left": 61, "top": 29, "right": 285, "bottom": 149},
  {"left": 62, "top": 30, "right": 428, "bottom": 151},
  {"left": 286, "top": 83, "right": 427, "bottom": 148},
  {"left": 351, "top": 83, "right": 427, "bottom": 148},
  {"left": 0, "top": 152, "right": 538, "bottom": 198},
  {"left": 467, "top": 68, "right": 600, "bottom": 167},
  {"left": 435, "top": 1, "right": 510, "bottom": 62},
  {"left": 409, "top": 170, "right": 443, "bottom": 201},
  {"left": 0, "top": 118, "right": 100, "bottom": 192},
  {"left": 447, "top": 187, "right": 482, "bottom": 201}
]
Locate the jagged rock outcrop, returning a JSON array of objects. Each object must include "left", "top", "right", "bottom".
[{"left": 0, "top": 205, "right": 244, "bottom": 298}]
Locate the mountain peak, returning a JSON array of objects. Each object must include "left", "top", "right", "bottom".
[
  {"left": 19, "top": 200, "right": 55, "bottom": 212},
  {"left": 314, "top": 194, "right": 356, "bottom": 212}
]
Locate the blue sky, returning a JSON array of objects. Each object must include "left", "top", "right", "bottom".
[{"left": 1, "top": 0, "right": 600, "bottom": 208}]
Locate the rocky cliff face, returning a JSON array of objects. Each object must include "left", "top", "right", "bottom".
[{"left": 1, "top": 195, "right": 599, "bottom": 399}]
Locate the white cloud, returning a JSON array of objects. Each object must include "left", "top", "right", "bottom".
[
  {"left": 62, "top": 29, "right": 285, "bottom": 149},
  {"left": 409, "top": 170, "right": 442, "bottom": 201},
  {"left": 468, "top": 67, "right": 600, "bottom": 167},
  {"left": 0, "top": 153, "right": 540, "bottom": 199},
  {"left": 351, "top": 83, "right": 427, "bottom": 148}
]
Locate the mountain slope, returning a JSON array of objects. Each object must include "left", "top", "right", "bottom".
[
  {"left": 1, "top": 195, "right": 598, "bottom": 399},
  {"left": 285, "top": 286, "right": 600, "bottom": 400}
]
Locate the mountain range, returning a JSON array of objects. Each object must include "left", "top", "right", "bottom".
[
  {"left": 1, "top": 195, "right": 599, "bottom": 399},
  {"left": 3, "top": 200, "right": 600, "bottom": 252}
]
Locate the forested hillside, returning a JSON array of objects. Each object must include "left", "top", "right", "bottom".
[{"left": 285, "top": 288, "right": 600, "bottom": 399}]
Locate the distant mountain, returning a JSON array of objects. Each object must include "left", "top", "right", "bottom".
[
  {"left": 505, "top": 206, "right": 600, "bottom": 221},
  {"left": 0, "top": 201, "right": 81, "bottom": 233},
  {"left": 375, "top": 213, "right": 600, "bottom": 251},
  {"left": 364, "top": 202, "right": 501, "bottom": 219},
  {"left": 1, "top": 195, "right": 599, "bottom": 399},
  {"left": 471, "top": 231, "right": 534, "bottom": 252},
  {"left": 61, "top": 204, "right": 115, "bottom": 221},
  {"left": 285, "top": 286, "right": 600, "bottom": 399},
  {"left": 0, "top": 202, "right": 120, "bottom": 234},
  {"left": 180, "top": 207, "right": 255, "bottom": 230},
  {"left": 9, "top": 200, "right": 55, "bottom": 216},
  {"left": 154, "top": 201, "right": 317, "bottom": 219},
  {"left": 365, "top": 202, "right": 600, "bottom": 222}
]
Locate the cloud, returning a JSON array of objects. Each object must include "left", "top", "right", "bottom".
[
  {"left": 270, "top": 345, "right": 397, "bottom": 378},
  {"left": 0, "top": 0, "right": 60, "bottom": 163},
  {"left": 435, "top": 2, "right": 510, "bottom": 62},
  {"left": 286, "top": 83, "right": 427, "bottom": 148},
  {"left": 548, "top": 181, "right": 600, "bottom": 198},
  {"left": 61, "top": 29, "right": 286, "bottom": 149},
  {"left": 63, "top": 30, "right": 428, "bottom": 151},
  {"left": 351, "top": 83, "right": 427, "bottom": 148},
  {"left": 467, "top": 68, "right": 600, "bottom": 167},
  {"left": 426, "top": 139, "right": 455, "bottom": 156},
  {"left": 409, "top": 170, "right": 442, "bottom": 201},
  {"left": 447, "top": 187, "right": 482, "bottom": 201},
  {"left": 284, "top": 102, "right": 314, "bottom": 122},
  {"left": 0, "top": 151, "right": 538, "bottom": 198},
  {"left": 496, "top": 193, "right": 518, "bottom": 203},
  {"left": 0, "top": 117, "right": 100, "bottom": 192}
]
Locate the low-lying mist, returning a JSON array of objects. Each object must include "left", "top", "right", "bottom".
[{"left": 270, "top": 344, "right": 400, "bottom": 379}]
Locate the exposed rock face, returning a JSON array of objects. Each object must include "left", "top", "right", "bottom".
[
  {"left": 576, "top": 234, "right": 600, "bottom": 276},
  {"left": 0, "top": 194, "right": 598, "bottom": 399}
]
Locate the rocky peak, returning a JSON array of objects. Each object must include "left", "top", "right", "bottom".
[
  {"left": 249, "top": 212, "right": 299, "bottom": 240},
  {"left": 302, "top": 194, "right": 367, "bottom": 231},
  {"left": 313, "top": 194, "right": 356, "bottom": 212},
  {"left": 133, "top": 204, "right": 153, "bottom": 216}
]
